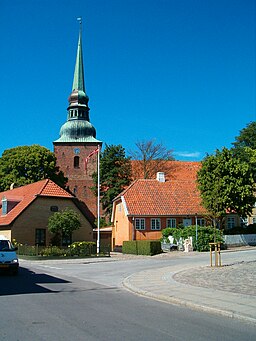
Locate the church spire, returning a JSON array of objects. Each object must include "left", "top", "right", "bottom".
[
  {"left": 54, "top": 20, "right": 101, "bottom": 144},
  {"left": 72, "top": 20, "right": 85, "bottom": 92}
]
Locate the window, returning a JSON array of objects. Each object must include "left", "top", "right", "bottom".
[
  {"left": 197, "top": 218, "right": 205, "bottom": 227},
  {"left": 73, "top": 186, "right": 78, "bottom": 196},
  {"left": 227, "top": 216, "right": 235, "bottom": 229},
  {"left": 135, "top": 218, "right": 145, "bottom": 230},
  {"left": 167, "top": 218, "right": 176, "bottom": 228},
  {"left": 74, "top": 156, "right": 80, "bottom": 168},
  {"left": 35, "top": 229, "right": 46, "bottom": 246},
  {"left": 151, "top": 218, "right": 161, "bottom": 230},
  {"left": 252, "top": 217, "right": 256, "bottom": 224},
  {"left": 50, "top": 206, "right": 58, "bottom": 212}
]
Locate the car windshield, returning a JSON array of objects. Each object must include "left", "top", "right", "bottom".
[{"left": 0, "top": 240, "right": 11, "bottom": 251}]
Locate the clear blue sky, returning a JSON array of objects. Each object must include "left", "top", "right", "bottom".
[{"left": 1, "top": 0, "right": 255, "bottom": 160}]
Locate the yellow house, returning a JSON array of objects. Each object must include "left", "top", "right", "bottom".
[{"left": 0, "top": 179, "right": 93, "bottom": 245}]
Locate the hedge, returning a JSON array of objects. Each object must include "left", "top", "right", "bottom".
[{"left": 122, "top": 240, "right": 162, "bottom": 256}]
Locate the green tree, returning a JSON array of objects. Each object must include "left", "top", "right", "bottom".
[
  {"left": 48, "top": 208, "right": 81, "bottom": 246},
  {"left": 232, "top": 122, "right": 256, "bottom": 181},
  {"left": 197, "top": 147, "right": 256, "bottom": 229},
  {"left": 129, "top": 139, "right": 174, "bottom": 179},
  {"left": 93, "top": 144, "right": 132, "bottom": 218},
  {"left": 232, "top": 121, "right": 256, "bottom": 150},
  {"left": 0, "top": 145, "right": 67, "bottom": 191}
]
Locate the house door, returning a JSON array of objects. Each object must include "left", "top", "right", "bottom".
[{"left": 183, "top": 218, "right": 192, "bottom": 227}]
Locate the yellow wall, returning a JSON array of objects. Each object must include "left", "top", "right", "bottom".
[
  {"left": 9, "top": 197, "right": 93, "bottom": 245},
  {"left": 112, "top": 201, "right": 131, "bottom": 246},
  {"left": 0, "top": 230, "right": 12, "bottom": 240},
  {"left": 112, "top": 202, "right": 164, "bottom": 246}
]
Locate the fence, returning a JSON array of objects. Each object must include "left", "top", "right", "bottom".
[{"left": 17, "top": 244, "right": 110, "bottom": 257}]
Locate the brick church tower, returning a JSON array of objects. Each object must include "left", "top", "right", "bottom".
[{"left": 53, "top": 22, "right": 102, "bottom": 222}]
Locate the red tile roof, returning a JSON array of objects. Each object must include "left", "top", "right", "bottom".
[
  {"left": 118, "top": 179, "right": 206, "bottom": 216},
  {"left": 115, "top": 161, "right": 207, "bottom": 216},
  {"left": 131, "top": 160, "right": 201, "bottom": 181},
  {"left": 0, "top": 179, "right": 74, "bottom": 226}
]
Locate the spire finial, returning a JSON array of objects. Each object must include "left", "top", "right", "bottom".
[{"left": 77, "top": 17, "right": 82, "bottom": 30}]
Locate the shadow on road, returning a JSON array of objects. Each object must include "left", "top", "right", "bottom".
[{"left": 0, "top": 267, "right": 70, "bottom": 296}]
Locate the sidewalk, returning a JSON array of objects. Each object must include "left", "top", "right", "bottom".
[{"left": 123, "top": 251, "right": 256, "bottom": 325}]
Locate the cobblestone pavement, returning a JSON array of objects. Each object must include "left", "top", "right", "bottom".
[{"left": 174, "top": 260, "right": 256, "bottom": 296}]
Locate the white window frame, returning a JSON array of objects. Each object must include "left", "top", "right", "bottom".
[
  {"left": 166, "top": 218, "right": 176, "bottom": 228},
  {"left": 151, "top": 218, "right": 161, "bottom": 230},
  {"left": 135, "top": 218, "right": 145, "bottom": 230},
  {"left": 227, "top": 216, "right": 235, "bottom": 229}
]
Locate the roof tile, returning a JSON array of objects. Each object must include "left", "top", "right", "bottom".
[
  {"left": 118, "top": 161, "right": 207, "bottom": 216},
  {"left": 0, "top": 179, "right": 73, "bottom": 226}
]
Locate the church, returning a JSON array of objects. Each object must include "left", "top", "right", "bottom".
[{"left": 53, "top": 23, "right": 102, "bottom": 223}]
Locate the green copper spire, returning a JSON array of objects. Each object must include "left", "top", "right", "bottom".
[
  {"left": 72, "top": 21, "right": 85, "bottom": 92},
  {"left": 54, "top": 20, "right": 101, "bottom": 144}
]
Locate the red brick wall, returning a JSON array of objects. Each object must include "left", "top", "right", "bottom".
[{"left": 54, "top": 143, "right": 100, "bottom": 220}]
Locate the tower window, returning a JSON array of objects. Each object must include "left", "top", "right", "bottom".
[
  {"left": 73, "top": 186, "right": 78, "bottom": 196},
  {"left": 74, "top": 156, "right": 80, "bottom": 168}
]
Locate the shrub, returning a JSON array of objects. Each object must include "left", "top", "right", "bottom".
[
  {"left": 123, "top": 240, "right": 162, "bottom": 256},
  {"left": 161, "top": 225, "right": 223, "bottom": 252},
  {"left": 68, "top": 241, "right": 96, "bottom": 256},
  {"left": 40, "top": 246, "right": 67, "bottom": 257}
]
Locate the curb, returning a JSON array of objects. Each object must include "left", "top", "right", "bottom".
[{"left": 123, "top": 273, "right": 256, "bottom": 326}]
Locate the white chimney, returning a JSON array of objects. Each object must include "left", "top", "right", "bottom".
[
  {"left": 1, "top": 196, "right": 7, "bottom": 215},
  {"left": 156, "top": 172, "right": 165, "bottom": 182}
]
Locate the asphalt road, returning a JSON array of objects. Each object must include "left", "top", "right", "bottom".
[{"left": 0, "top": 252, "right": 255, "bottom": 341}]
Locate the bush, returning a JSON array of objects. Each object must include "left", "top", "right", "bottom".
[
  {"left": 68, "top": 241, "right": 96, "bottom": 256},
  {"left": 40, "top": 246, "right": 67, "bottom": 257},
  {"left": 123, "top": 240, "right": 162, "bottom": 256},
  {"left": 161, "top": 225, "right": 223, "bottom": 252}
]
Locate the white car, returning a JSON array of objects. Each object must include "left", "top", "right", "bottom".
[{"left": 0, "top": 236, "right": 19, "bottom": 275}]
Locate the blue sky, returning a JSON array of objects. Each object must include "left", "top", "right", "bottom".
[{"left": 1, "top": 0, "right": 255, "bottom": 160}]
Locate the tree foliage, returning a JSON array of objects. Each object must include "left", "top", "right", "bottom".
[
  {"left": 232, "top": 121, "right": 256, "bottom": 151},
  {"left": 0, "top": 145, "right": 67, "bottom": 191},
  {"left": 232, "top": 121, "right": 256, "bottom": 181},
  {"left": 48, "top": 208, "right": 81, "bottom": 245},
  {"left": 93, "top": 144, "right": 132, "bottom": 218},
  {"left": 129, "top": 139, "right": 174, "bottom": 179},
  {"left": 197, "top": 147, "right": 256, "bottom": 227}
]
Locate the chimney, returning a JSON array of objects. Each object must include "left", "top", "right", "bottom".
[
  {"left": 1, "top": 197, "right": 7, "bottom": 215},
  {"left": 156, "top": 172, "right": 165, "bottom": 182}
]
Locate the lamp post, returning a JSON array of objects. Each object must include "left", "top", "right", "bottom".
[{"left": 195, "top": 213, "right": 198, "bottom": 250}]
